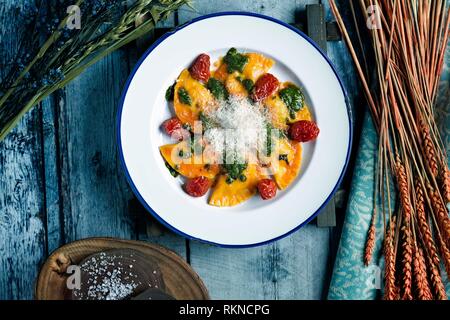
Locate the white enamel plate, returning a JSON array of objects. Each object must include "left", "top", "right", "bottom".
[{"left": 118, "top": 12, "right": 352, "bottom": 247}]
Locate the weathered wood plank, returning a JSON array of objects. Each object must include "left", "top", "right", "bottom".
[
  {"left": 189, "top": 226, "right": 330, "bottom": 299},
  {"left": 321, "top": 1, "right": 364, "bottom": 293},
  {"left": 56, "top": 8, "right": 184, "bottom": 247},
  {"left": 58, "top": 49, "right": 136, "bottom": 242},
  {"left": 0, "top": 0, "right": 47, "bottom": 300},
  {"left": 41, "top": 93, "right": 63, "bottom": 254},
  {"left": 304, "top": 3, "right": 337, "bottom": 228},
  {"left": 178, "top": 0, "right": 333, "bottom": 300},
  {"left": 179, "top": 0, "right": 318, "bottom": 22}
]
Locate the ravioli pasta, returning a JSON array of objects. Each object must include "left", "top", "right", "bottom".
[{"left": 160, "top": 48, "right": 317, "bottom": 207}]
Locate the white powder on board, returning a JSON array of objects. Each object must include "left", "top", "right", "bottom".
[{"left": 79, "top": 252, "right": 140, "bottom": 300}]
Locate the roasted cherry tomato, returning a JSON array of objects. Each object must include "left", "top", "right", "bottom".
[
  {"left": 257, "top": 179, "right": 277, "bottom": 200},
  {"left": 251, "top": 73, "right": 279, "bottom": 102},
  {"left": 184, "top": 176, "right": 211, "bottom": 197},
  {"left": 289, "top": 120, "right": 320, "bottom": 142},
  {"left": 189, "top": 53, "right": 211, "bottom": 82},
  {"left": 162, "top": 117, "right": 189, "bottom": 141}
]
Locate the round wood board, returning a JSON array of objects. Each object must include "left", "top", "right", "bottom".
[{"left": 35, "top": 237, "right": 209, "bottom": 300}]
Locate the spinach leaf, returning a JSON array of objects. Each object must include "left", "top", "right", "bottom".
[
  {"left": 223, "top": 48, "right": 249, "bottom": 73},
  {"left": 178, "top": 87, "right": 192, "bottom": 105},
  {"left": 207, "top": 77, "right": 228, "bottom": 100}
]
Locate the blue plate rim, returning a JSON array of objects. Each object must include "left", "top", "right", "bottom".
[{"left": 117, "top": 11, "right": 353, "bottom": 248}]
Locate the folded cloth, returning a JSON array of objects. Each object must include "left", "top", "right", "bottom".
[{"left": 328, "top": 50, "right": 450, "bottom": 300}]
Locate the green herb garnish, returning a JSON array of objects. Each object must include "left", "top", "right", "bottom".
[
  {"left": 189, "top": 137, "right": 204, "bottom": 155},
  {"left": 223, "top": 48, "right": 249, "bottom": 73},
  {"left": 165, "top": 161, "right": 179, "bottom": 178},
  {"left": 223, "top": 162, "right": 248, "bottom": 183},
  {"left": 279, "top": 85, "right": 305, "bottom": 119},
  {"left": 165, "top": 82, "right": 175, "bottom": 101},
  {"left": 178, "top": 87, "right": 192, "bottom": 105},
  {"left": 199, "top": 112, "right": 217, "bottom": 131},
  {"left": 239, "top": 174, "right": 247, "bottom": 182},
  {"left": 266, "top": 124, "right": 273, "bottom": 156},
  {"left": 242, "top": 79, "right": 254, "bottom": 92},
  {"left": 207, "top": 77, "right": 228, "bottom": 100},
  {"left": 235, "top": 76, "right": 254, "bottom": 93},
  {"left": 265, "top": 123, "right": 286, "bottom": 156}
]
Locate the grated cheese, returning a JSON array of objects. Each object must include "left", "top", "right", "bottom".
[{"left": 203, "top": 96, "right": 268, "bottom": 163}]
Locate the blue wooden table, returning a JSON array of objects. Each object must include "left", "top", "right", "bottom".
[{"left": 0, "top": 0, "right": 361, "bottom": 299}]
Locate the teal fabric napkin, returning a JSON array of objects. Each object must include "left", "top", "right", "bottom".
[{"left": 328, "top": 50, "right": 450, "bottom": 300}]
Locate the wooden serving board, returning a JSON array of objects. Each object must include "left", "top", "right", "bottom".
[{"left": 35, "top": 238, "right": 209, "bottom": 300}]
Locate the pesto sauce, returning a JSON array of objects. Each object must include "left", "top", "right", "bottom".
[
  {"left": 242, "top": 79, "right": 254, "bottom": 92},
  {"left": 165, "top": 161, "right": 179, "bottom": 177},
  {"left": 236, "top": 76, "right": 254, "bottom": 93},
  {"left": 178, "top": 87, "right": 192, "bottom": 105},
  {"left": 199, "top": 112, "right": 217, "bottom": 131},
  {"left": 265, "top": 123, "right": 287, "bottom": 156},
  {"left": 207, "top": 77, "right": 228, "bottom": 100},
  {"left": 165, "top": 82, "right": 175, "bottom": 101},
  {"left": 279, "top": 85, "right": 305, "bottom": 119},
  {"left": 223, "top": 162, "right": 248, "bottom": 184},
  {"left": 223, "top": 48, "right": 249, "bottom": 74}
]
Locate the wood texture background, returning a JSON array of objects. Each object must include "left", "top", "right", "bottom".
[{"left": 0, "top": 0, "right": 361, "bottom": 299}]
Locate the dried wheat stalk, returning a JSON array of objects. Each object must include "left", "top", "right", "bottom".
[
  {"left": 428, "top": 255, "right": 448, "bottom": 300},
  {"left": 415, "top": 181, "right": 440, "bottom": 266},
  {"left": 420, "top": 120, "right": 439, "bottom": 177},
  {"left": 364, "top": 214, "right": 376, "bottom": 266},
  {"left": 413, "top": 246, "right": 433, "bottom": 300},
  {"left": 442, "top": 166, "right": 450, "bottom": 204},
  {"left": 329, "top": 0, "right": 450, "bottom": 300},
  {"left": 384, "top": 216, "right": 397, "bottom": 300}
]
